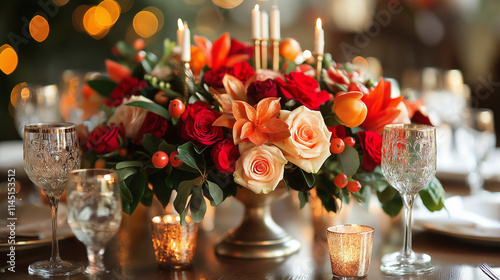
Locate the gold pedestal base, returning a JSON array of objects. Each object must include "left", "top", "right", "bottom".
[{"left": 215, "top": 186, "right": 300, "bottom": 259}]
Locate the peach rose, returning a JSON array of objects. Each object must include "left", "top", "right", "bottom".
[
  {"left": 108, "top": 95, "right": 151, "bottom": 139},
  {"left": 244, "top": 69, "right": 285, "bottom": 88},
  {"left": 234, "top": 143, "right": 287, "bottom": 194},
  {"left": 275, "top": 106, "right": 332, "bottom": 173}
]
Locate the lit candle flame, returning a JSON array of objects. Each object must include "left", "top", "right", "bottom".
[
  {"left": 316, "top": 18, "right": 322, "bottom": 30},
  {"left": 254, "top": 4, "right": 259, "bottom": 11},
  {"left": 303, "top": 50, "right": 312, "bottom": 59},
  {"left": 177, "top": 18, "right": 183, "bottom": 31}
]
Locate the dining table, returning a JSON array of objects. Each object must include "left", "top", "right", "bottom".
[{"left": 2, "top": 177, "right": 499, "bottom": 280}]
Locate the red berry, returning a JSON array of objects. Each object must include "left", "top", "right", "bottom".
[
  {"left": 154, "top": 91, "right": 169, "bottom": 105},
  {"left": 152, "top": 151, "right": 169, "bottom": 168},
  {"left": 133, "top": 38, "right": 145, "bottom": 51},
  {"left": 111, "top": 46, "right": 120, "bottom": 57},
  {"left": 334, "top": 173, "right": 348, "bottom": 188},
  {"left": 170, "top": 151, "right": 183, "bottom": 167},
  {"left": 94, "top": 158, "right": 107, "bottom": 169},
  {"left": 330, "top": 138, "right": 345, "bottom": 154},
  {"left": 134, "top": 51, "right": 146, "bottom": 62},
  {"left": 344, "top": 137, "right": 355, "bottom": 147},
  {"left": 169, "top": 99, "right": 185, "bottom": 119},
  {"left": 119, "top": 148, "right": 127, "bottom": 157},
  {"left": 347, "top": 180, "right": 362, "bottom": 192}
]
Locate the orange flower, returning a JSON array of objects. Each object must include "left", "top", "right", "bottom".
[
  {"left": 334, "top": 91, "right": 367, "bottom": 127},
  {"left": 189, "top": 45, "right": 206, "bottom": 77},
  {"left": 213, "top": 97, "right": 290, "bottom": 146},
  {"left": 361, "top": 78, "right": 406, "bottom": 133},
  {"left": 194, "top": 32, "right": 250, "bottom": 69}
]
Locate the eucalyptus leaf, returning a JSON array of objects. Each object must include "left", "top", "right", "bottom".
[
  {"left": 419, "top": 177, "right": 446, "bottom": 212},
  {"left": 381, "top": 193, "right": 403, "bottom": 217},
  {"left": 298, "top": 191, "right": 309, "bottom": 208},
  {"left": 190, "top": 187, "right": 206, "bottom": 223},
  {"left": 177, "top": 142, "right": 204, "bottom": 172},
  {"left": 206, "top": 181, "right": 223, "bottom": 205},
  {"left": 116, "top": 167, "right": 137, "bottom": 182},
  {"left": 173, "top": 178, "right": 198, "bottom": 215},
  {"left": 126, "top": 101, "right": 171, "bottom": 120},
  {"left": 116, "top": 161, "right": 142, "bottom": 169},
  {"left": 338, "top": 145, "right": 360, "bottom": 177},
  {"left": 141, "top": 134, "right": 164, "bottom": 154},
  {"left": 119, "top": 181, "right": 133, "bottom": 204},
  {"left": 300, "top": 169, "right": 315, "bottom": 188},
  {"left": 141, "top": 185, "right": 154, "bottom": 206},
  {"left": 127, "top": 171, "right": 147, "bottom": 214},
  {"left": 150, "top": 172, "right": 172, "bottom": 208}
]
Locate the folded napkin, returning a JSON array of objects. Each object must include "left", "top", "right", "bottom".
[
  {"left": 414, "top": 193, "right": 500, "bottom": 237},
  {"left": 0, "top": 202, "right": 70, "bottom": 239}
]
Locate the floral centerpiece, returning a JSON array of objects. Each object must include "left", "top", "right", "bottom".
[{"left": 80, "top": 32, "right": 445, "bottom": 225}]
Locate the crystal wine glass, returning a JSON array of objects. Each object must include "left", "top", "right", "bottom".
[
  {"left": 380, "top": 124, "right": 436, "bottom": 275},
  {"left": 67, "top": 169, "right": 122, "bottom": 276},
  {"left": 23, "top": 122, "right": 83, "bottom": 276},
  {"left": 462, "top": 108, "right": 496, "bottom": 194}
]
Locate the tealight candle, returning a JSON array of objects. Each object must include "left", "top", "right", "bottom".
[
  {"left": 314, "top": 18, "right": 324, "bottom": 55},
  {"left": 151, "top": 215, "right": 198, "bottom": 269},
  {"left": 181, "top": 22, "right": 191, "bottom": 62},
  {"left": 327, "top": 224, "right": 374, "bottom": 278}
]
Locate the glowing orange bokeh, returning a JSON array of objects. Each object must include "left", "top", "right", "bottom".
[
  {"left": 29, "top": 15, "right": 50, "bottom": 42},
  {"left": 133, "top": 11, "right": 158, "bottom": 38},
  {"left": 0, "top": 44, "right": 18, "bottom": 75}
]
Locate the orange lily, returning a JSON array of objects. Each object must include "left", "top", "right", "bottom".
[
  {"left": 194, "top": 32, "right": 250, "bottom": 69},
  {"left": 213, "top": 98, "right": 290, "bottom": 146},
  {"left": 361, "top": 78, "right": 405, "bottom": 133}
]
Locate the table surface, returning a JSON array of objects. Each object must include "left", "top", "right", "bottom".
[{"left": 2, "top": 181, "right": 500, "bottom": 280}]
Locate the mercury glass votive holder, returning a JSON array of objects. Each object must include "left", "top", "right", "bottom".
[
  {"left": 151, "top": 215, "right": 198, "bottom": 269},
  {"left": 327, "top": 224, "right": 374, "bottom": 279}
]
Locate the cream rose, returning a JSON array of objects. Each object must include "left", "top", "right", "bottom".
[
  {"left": 234, "top": 143, "right": 287, "bottom": 194},
  {"left": 275, "top": 106, "right": 332, "bottom": 173},
  {"left": 108, "top": 95, "right": 152, "bottom": 139}
]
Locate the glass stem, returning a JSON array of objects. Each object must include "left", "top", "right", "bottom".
[
  {"left": 86, "top": 247, "right": 105, "bottom": 274},
  {"left": 402, "top": 193, "right": 417, "bottom": 260},
  {"left": 48, "top": 193, "right": 61, "bottom": 263}
]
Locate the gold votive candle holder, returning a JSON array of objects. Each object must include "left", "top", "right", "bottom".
[
  {"left": 151, "top": 215, "right": 198, "bottom": 269},
  {"left": 327, "top": 224, "right": 374, "bottom": 279}
]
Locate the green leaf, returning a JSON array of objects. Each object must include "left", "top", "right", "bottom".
[
  {"left": 158, "top": 141, "right": 177, "bottom": 155},
  {"left": 116, "top": 167, "right": 137, "bottom": 182},
  {"left": 284, "top": 61, "right": 297, "bottom": 74},
  {"left": 381, "top": 192, "right": 403, "bottom": 217},
  {"left": 123, "top": 171, "right": 147, "bottom": 215},
  {"left": 141, "top": 134, "right": 164, "bottom": 154},
  {"left": 338, "top": 145, "right": 360, "bottom": 177},
  {"left": 206, "top": 181, "right": 223, "bottom": 205},
  {"left": 177, "top": 142, "right": 204, "bottom": 172},
  {"left": 150, "top": 171, "right": 172, "bottom": 208},
  {"left": 87, "top": 79, "right": 118, "bottom": 98},
  {"left": 419, "top": 177, "right": 446, "bottom": 212},
  {"left": 116, "top": 161, "right": 142, "bottom": 169},
  {"left": 115, "top": 41, "right": 136, "bottom": 57},
  {"left": 376, "top": 185, "right": 398, "bottom": 203},
  {"left": 300, "top": 169, "right": 315, "bottom": 188},
  {"left": 119, "top": 181, "right": 133, "bottom": 204},
  {"left": 140, "top": 52, "right": 158, "bottom": 74},
  {"left": 141, "top": 185, "right": 154, "bottom": 206},
  {"left": 173, "top": 178, "right": 198, "bottom": 215},
  {"left": 190, "top": 186, "right": 207, "bottom": 223},
  {"left": 298, "top": 191, "right": 309, "bottom": 209},
  {"left": 126, "top": 101, "right": 171, "bottom": 120}
]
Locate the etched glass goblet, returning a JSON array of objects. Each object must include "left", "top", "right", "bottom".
[
  {"left": 67, "top": 169, "right": 122, "bottom": 276},
  {"left": 380, "top": 124, "right": 436, "bottom": 275},
  {"left": 23, "top": 122, "right": 83, "bottom": 276}
]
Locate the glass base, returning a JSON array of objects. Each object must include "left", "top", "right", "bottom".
[
  {"left": 380, "top": 251, "right": 434, "bottom": 275},
  {"left": 28, "top": 260, "right": 83, "bottom": 277}
]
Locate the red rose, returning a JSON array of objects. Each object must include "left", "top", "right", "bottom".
[
  {"left": 247, "top": 79, "right": 279, "bottom": 105},
  {"left": 136, "top": 112, "right": 168, "bottom": 143},
  {"left": 107, "top": 77, "right": 148, "bottom": 107},
  {"left": 229, "top": 39, "right": 253, "bottom": 58},
  {"left": 211, "top": 139, "right": 240, "bottom": 173},
  {"left": 179, "top": 101, "right": 224, "bottom": 146},
  {"left": 87, "top": 123, "right": 124, "bottom": 155},
  {"left": 357, "top": 130, "right": 382, "bottom": 172},
  {"left": 231, "top": 61, "right": 255, "bottom": 83},
  {"left": 328, "top": 125, "right": 347, "bottom": 140},
  {"left": 204, "top": 66, "right": 231, "bottom": 88},
  {"left": 278, "top": 71, "right": 330, "bottom": 110}
]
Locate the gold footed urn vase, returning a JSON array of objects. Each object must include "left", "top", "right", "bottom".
[{"left": 215, "top": 186, "right": 301, "bottom": 258}]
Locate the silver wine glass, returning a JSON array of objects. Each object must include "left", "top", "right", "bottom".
[
  {"left": 380, "top": 124, "right": 437, "bottom": 275},
  {"left": 67, "top": 169, "right": 122, "bottom": 276},
  {"left": 23, "top": 122, "right": 83, "bottom": 276}
]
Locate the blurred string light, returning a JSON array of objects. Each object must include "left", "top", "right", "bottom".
[
  {"left": 133, "top": 9, "right": 159, "bottom": 38},
  {"left": 73, "top": 5, "right": 89, "bottom": 33},
  {"left": 116, "top": 0, "right": 133, "bottom": 13},
  {"left": 212, "top": 0, "right": 244, "bottom": 9},
  {"left": 143, "top": 6, "right": 164, "bottom": 32},
  {"left": 0, "top": 44, "right": 18, "bottom": 75},
  {"left": 29, "top": 15, "right": 50, "bottom": 42},
  {"left": 52, "top": 0, "right": 69, "bottom": 6},
  {"left": 9, "top": 82, "right": 27, "bottom": 109}
]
